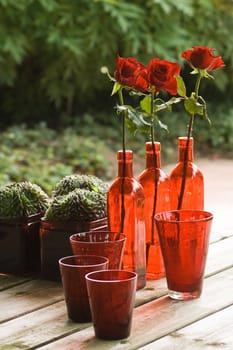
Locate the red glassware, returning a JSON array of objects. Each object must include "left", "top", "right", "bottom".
[
  {"left": 59, "top": 255, "right": 109, "bottom": 322},
  {"left": 169, "top": 137, "right": 204, "bottom": 210},
  {"left": 70, "top": 231, "right": 126, "bottom": 269},
  {"left": 107, "top": 150, "right": 146, "bottom": 290},
  {"left": 138, "top": 142, "right": 170, "bottom": 279},
  {"left": 85, "top": 269, "right": 137, "bottom": 340},
  {"left": 155, "top": 210, "right": 213, "bottom": 300},
  {"left": 40, "top": 217, "right": 107, "bottom": 281}
]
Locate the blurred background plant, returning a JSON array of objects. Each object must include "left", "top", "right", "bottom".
[{"left": 0, "top": 0, "right": 232, "bottom": 192}]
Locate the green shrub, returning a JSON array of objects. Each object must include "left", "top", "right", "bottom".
[
  {"left": 0, "top": 123, "right": 112, "bottom": 194},
  {"left": 0, "top": 104, "right": 232, "bottom": 196},
  {"left": 0, "top": 0, "right": 232, "bottom": 126}
]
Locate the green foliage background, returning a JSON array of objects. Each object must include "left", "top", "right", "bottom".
[
  {"left": 0, "top": 0, "right": 232, "bottom": 124},
  {"left": 0, "top": 0, "right": 232, "bottom": 192}
]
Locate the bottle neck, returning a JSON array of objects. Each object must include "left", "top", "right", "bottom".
[
  {"left": 178, "top": 137, "right": 193, "bottom": 162},
  {"left": 145, "top": 142, "right": 161, "bottom": 168},
  {"left": 117, "top": 150, "right": 133, "bottom": 177}
]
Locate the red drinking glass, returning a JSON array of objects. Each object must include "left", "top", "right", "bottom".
[
  {"left": 85, "top": 270, "right": 137, "bottom": 340},
  {"left": 59, "top": 255, "right": 109, "bottom": 322},
  {"left": 70, "top": 231, "right": 126, "bottom": 269},
  {"left": 155, "top": 210, "right": 213, "bottom": 300}
]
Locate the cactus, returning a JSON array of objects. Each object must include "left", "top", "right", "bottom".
[
  {"left": 44, "top": 188, "right": 107, "bottom": 221},
  {"left": 52, "top": 174, "right": 109, "bottom": 197},
  {"left": 0, "top": 182, "right": 50, "bottom": 218},
  {"left": 44, "top": 174, "right": 108, "bottom": 222}
]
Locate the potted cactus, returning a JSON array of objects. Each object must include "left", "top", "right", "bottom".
[
  {"left": 0, "top": 182, "right": 49, "bottom": 274},
  {"left": 40, "top": 174, "right": 109, "bottom": 280}
]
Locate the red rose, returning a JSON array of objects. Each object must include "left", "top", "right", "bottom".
[
  {"left": 148, "top": 58, "right": 181, "bottom": 95},
  {"left": 114, "top": 55, "right": 149, "bottom": 92},
  {"left": 133, "top": 63, "right": 149, "bottom": 92},
  {"left": 181, "top": 46, "right": 225, "bottom": 71}
]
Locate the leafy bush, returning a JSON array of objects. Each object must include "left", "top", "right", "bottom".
[
  {"left": 0, "top": 123, "right": 112, "bottom": 194},
  {"left": 0, "top": 103, "right": 232, "bottom": 197},
  {"left": 0, "top": 0, "right": 232, "bottom": 126}
]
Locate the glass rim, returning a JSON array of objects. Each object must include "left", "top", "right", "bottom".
[
  {"left": 154, "top": 210, "right": 213, "bottom": 223},
  {"left": 85, "top": 269, "right": 137, "bottom": 283},
  {"left": 59, "top": 254, "right": 109, "bottom": 267},
  {"left": 70, "top": 231, "right": 126, "bottom": 243}
]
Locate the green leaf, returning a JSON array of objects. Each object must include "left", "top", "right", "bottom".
[
  {"left": 154, "top": 97, "right": 183, "bottom": 113},
  {"left": 190, "top": 68, "right": 199, "bottom": 75},
  {"left": 184, "top": 94, "right": 204, "bottom": 116},
  {"left": 157, "top": 119, "right": 169, "bottom": 132},
  {"left": 126, "top": 111, "right": 151, "bottom": 135},
  {"left": 111, "top": 82, "right": 121, "bottom": 96},
  {"left": 128, "top": 109, "right": 151, "bottom": 126},
  {"left": 115, "top": 104, "right": 131, "bottom": 114},
  {"left": 140, "top": 95, "right": 152, "bottom": 114},
  {"left": 176, "top": 75, "right": 186, "bottom": 97}
]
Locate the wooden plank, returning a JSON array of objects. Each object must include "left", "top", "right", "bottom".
[
  {"left": 0, "top": 235, "right": 232, "bottom": 349},
  {"left": 0, "top": 301, "right": 88, "bottom": 350},
  {"left": 205, "top": 234, "right": 233, "bottom": 276},
  {"left": 0, "top": 273, "right": 31, "bottom": 291},
  {"left": 1, "top": 267, "right": 233, "bottom": 350},
  {"left": 1, "top": 232, "right": 230, "bottom": 322},
  {"left": 210, "top": 230, "right": 232, "bottom": 244},
  {"left": 140, "top": 304, "right": 233, "bottom": 349},
  {"left": 1, "top": 233, "right": 231, "bottom": 321},
  {"left": 0, "top": 279, "right": 63, "bottom": 323}
]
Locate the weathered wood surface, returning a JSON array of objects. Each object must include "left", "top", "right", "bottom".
[
  {"left": 0, "top": 279, "right": 63, "bottom": 323},
  {"left": 34, "top": 268, "right": 233, "bottom": 350},
  {"left": 140, "top": 305, "right": 233, "bottom": 349},
  {"left": 0, "top": 274, "right": 30, "bottom": 291},
  {"left": 0, "top": 234, "right": 232, "bottom": 350}
]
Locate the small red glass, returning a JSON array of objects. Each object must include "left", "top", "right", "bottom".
[
  {"left": 70, "top": 231, "right": 126, "bottom": 269},
  {"left": 155, "top": 210, "right": 213, "bottom": 300},
  {"left": 59, "top": 255, "right": 109, "bottom": 322},
  {"left": 85, "top": 270, "right": 137, "bottom": 340}
]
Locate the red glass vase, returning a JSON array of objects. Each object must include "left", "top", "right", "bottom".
[
  {"left": 107, "top": 150, "right": 146, "bottom": 290},
  {"left": 138, "top": 142, "right": 170, "bottom": 280},
  {"left": 169, "top": 137, "right": 204, "bottom": 210}
]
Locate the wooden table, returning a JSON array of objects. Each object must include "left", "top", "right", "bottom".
[{"left": 1, "top": 233, "right": 233, "bottom": 350}]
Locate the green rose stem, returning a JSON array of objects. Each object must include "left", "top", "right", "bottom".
[
  {"left": 118, "top": 87, "right": 126, "bottom": 233},
  {"left": 177, "top": 73, "right": 202, "bottom": 210},
  {"left": 149, "top": 90, "right": 158, "bottom": 246}
]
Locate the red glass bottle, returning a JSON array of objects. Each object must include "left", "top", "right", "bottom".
[
  {"left": 137, "top": 142, "right": 170, "bottom": 280},
  {"left": 107, "top": 150, "right": 146, "bottom": 290},
  {"left": 169, "top": 137, "right": 204, "bottom": 210}
]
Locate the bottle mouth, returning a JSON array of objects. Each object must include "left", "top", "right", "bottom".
[
  {"left": 117, "top": 150, "right": 133, "bottom": 161},
  {"left": 146, "top": 142, "right": 160, "bottom": 152},
  {"left": 178, "top": 137, "right": 193, "bottom": 147}
]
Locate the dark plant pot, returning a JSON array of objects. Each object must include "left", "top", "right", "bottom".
[
  {"left": 40, "top": 217, "right": 108, "bottom": 281},
  {"left": 0, "top": 213, "right": 43, "bottom": 274}
]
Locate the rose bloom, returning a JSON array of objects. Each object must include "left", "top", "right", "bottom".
[
  {"left": 181, "top": 46, "right": 225, "bottom": 71},
  {"left": 148, "top": 58, "right": 181, "bottom": 95},
  {"left": 115, "top": 55, "right": 149, "bottom": 92}
]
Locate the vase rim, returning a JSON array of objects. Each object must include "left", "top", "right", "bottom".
[
  {"left": 155, "top": 210, "right": 213, "bottom": 223},
  {"left": 178, "top": 136, "right": 193, "bottom": 140}
]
